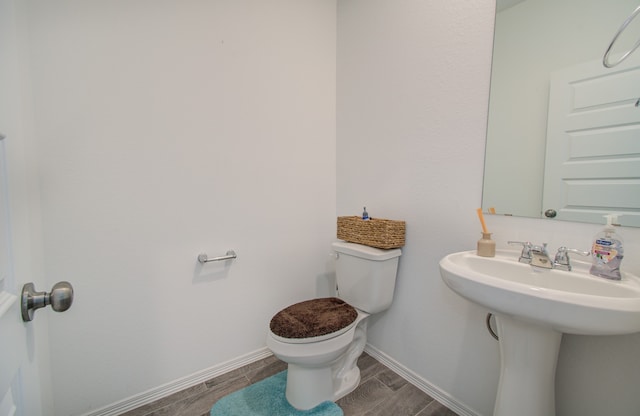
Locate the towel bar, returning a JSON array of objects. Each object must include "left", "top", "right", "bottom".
[
  {"left": 603, "top": 5, "right": 640, "bottom": 68},
  {"left": 198, "top": 250, "right": 237, "bottom": 264}
]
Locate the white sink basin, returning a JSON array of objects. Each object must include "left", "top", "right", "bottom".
[
  {"left": 439, "top": 249, "right": 640, "bottom": 335},
  {"left": 440, "top": 250, "right": 640, "bottom": 416}
]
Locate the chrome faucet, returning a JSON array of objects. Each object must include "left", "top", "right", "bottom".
[
  {"left": 508, "top": 241, "right": 552, "bottom": 269},
  {"left": 530, "top": 243, "right": 553, "bottom": 269},
  {"left": 553, "top": 247, "right": 591, "bottom": 271},
  {"left": 509, "top": 241, "right": 591, "bottom": 271}
]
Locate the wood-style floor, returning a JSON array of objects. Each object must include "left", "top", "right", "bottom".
[{"left": 121, "top": 352, "right": 459, "bottom": 416}]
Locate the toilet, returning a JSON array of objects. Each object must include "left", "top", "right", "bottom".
[{"left": 266, "top": 241, "right": 402, "bottom": 410}]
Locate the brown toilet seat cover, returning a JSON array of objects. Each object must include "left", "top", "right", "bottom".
[{"left": 270, "top": 297, "right": 358, "bottom": 339}]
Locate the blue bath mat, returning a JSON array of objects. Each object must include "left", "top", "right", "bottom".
[{"left": 210, "top": 370, "right": 343, "bottom": 416}]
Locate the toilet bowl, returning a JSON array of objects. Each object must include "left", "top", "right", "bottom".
[
  {"left": 267, "top": 308, "right": 369, "bottom": 410},
  {"left": 266, "top": 242, "right": 401, "bottom": 410}
]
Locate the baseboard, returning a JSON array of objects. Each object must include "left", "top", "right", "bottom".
[
  {"left": 79, "top": 347, "right": 273, "bottom": 416},
  {"left": 81, "top": 344, "right": 479, "bottom": 416},
  {"left": 363, "top": 344, "right": 481, "bottom": 416}
]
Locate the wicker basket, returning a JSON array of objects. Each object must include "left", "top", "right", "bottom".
[{"left": 337, "top": 216, "right": 405, "bottom": 249}]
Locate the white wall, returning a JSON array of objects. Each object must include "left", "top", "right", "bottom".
[
  {"left": 13, "top": 0, "right": 640, "bottom": 415},
  {"left": 338, "top": 1, "right": 640, "bottom": 416},
  {"left": 24, "top": 1, "right": 336, "bottom": 414},
  {"left": 337, "top": 1, "right": 499, "bottom": 414}
]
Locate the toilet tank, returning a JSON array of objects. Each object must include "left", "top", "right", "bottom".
[{"left": 332, "top": 241, "right": 402, "bottom": 314}]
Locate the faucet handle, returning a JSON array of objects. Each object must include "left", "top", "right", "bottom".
[
  {"left": 508, "top": 241, "right": 533, "bottom": 263},
  {"left": 554, "top": 247, "right": 591, "bottom": 271}
]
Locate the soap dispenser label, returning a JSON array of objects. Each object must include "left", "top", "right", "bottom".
[{"left": 593, "top": 240, "right": 617, "bottom": 263}]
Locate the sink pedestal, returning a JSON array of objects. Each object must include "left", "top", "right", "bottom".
[
  {"left": 440, "top": 250, "right": 640, "bottom": 416},
  {"left": 494, "top": 314, "right": 562, "bottom": 416}
]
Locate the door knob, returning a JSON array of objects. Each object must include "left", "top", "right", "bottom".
[{"left": 21, "top": 281, "right": 74, "bottom": 322}]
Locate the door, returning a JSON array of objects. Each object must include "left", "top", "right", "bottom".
[
  {"left": 542, "top": 56, "right": 640, "bottom": 227},
  {"left": 0, "top": 134, "right": 29, "bottom": 416}
]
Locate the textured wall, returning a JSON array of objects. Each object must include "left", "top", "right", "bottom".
[
  {"left": 337, "top": 1, "right": 499, "bottom": 414},
  {"left": 15, "top": 0, "right": 640, "bottom": 415},
  {"left": 25, "top": 1, "right": 336, "bottom": 414},
  {"left": 337, "top": 1, "right": 640, "bottom": 415}
]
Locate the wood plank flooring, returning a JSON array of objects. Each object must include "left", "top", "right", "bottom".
[{"left": 121, "top": 352, "right": 459, "bottom": 416}]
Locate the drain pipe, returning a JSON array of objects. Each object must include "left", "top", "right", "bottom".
[{"left": 486, "top": 313, "right": 499, "bottom": 341}]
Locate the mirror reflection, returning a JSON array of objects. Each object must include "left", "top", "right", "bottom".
[{"left": 482, "top": 0, "right": 640, "bottom": 227}]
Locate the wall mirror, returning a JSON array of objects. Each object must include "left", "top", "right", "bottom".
[{"left": 482, "top": 0, "right": 640, "bottom": 227}]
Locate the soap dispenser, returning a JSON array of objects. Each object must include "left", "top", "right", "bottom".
[{"left": 590, "top": 214, "right": 624, "bottom": 280}]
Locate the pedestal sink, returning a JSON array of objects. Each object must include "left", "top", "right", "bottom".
[{"left": 439, "top": 250, "right": 640, "bottom": 416}]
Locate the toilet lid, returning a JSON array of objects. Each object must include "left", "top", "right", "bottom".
[{"left": 270, "top": 297, "right": 358, "bottom": 343}]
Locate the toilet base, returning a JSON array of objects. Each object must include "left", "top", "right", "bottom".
[
  {"left": 284, "top": 356, "right": 362, "bottom": 410},
  {"left": 333, "top": 366, "right": 361, "bottom": 401},
  {"left": 285, "top": 364, "right": 335, "bottom": 410}
]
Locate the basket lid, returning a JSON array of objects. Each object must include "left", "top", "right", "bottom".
[{"left": 332, "top": 241, "right": 402, "bottom": 260}]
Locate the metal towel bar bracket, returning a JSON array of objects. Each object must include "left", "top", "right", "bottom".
[{"left": 198, "top": 250, "right": 237, "bottom": 264}]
